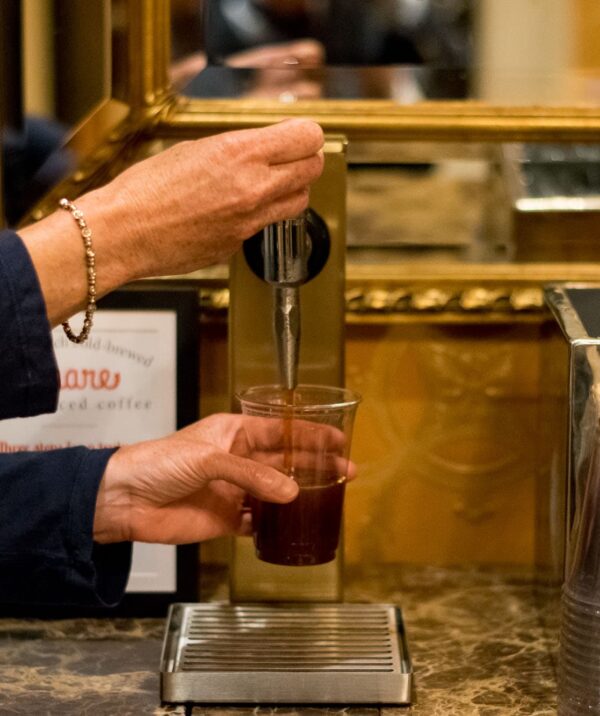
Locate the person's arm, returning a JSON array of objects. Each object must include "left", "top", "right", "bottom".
[
  {"left": 0, "top": 232, "right": 130, "bottom": 606},
  {"left": 18, "top": 119, "right": 324, "bottom": 327},
  {"left": 0, "top": 119, "right": 323, "bottom": 607},
  {"left": 0, "top": 413, "right": 316, "bottom": 606},
  {"left": 0, "top": 230, "right": 58, "bottom": 418},
  {"left": 0, "top": 446, "right": 131, "bottom": 607},
  {"left": 0, "top": 231, "right": 296, "bottom": 607}
]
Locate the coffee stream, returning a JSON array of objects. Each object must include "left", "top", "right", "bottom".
[{"left": 282, "top": 388, "right": 295, "bottom": 477}]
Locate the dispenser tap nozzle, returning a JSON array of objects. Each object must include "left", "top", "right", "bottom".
[{"left": 262, "top": 213, "right": 310, "bottom": 391}]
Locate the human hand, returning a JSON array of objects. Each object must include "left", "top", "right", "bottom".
[
  {"left": 225, "top": 39, "right": 324, "bottom": 69},
  {"left": 92, "top": 412, "right": 350, "bottom": 545},
  {"left": 21, "top": 118, "right": 324, "bottom": 326},
  {"left": 89, "top": 118, "right": 325, "bottom": 279},
  {"left": 170, "top": 40, "right": 324, "bottom": 94},
  {"left": 169, "top": 51, "right": 207, "bottom": 89},
  {"left": 227, "top": 40, "right": 324, "bottom": 100}
]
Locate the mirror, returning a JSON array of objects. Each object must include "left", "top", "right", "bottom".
[
  {"left": 166, "top": 1, "right": 600, "bottom": 267},
  {"left": 4, "top": 0, "right": 600, "bottom": 270},
  {"left": 172, "top": 0, "right": 600, "bottom": 106},
  {"left": 344, "top": 139, "right": 600, "bottom": 265}
]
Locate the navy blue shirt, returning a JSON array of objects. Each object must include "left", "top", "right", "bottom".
[{"left": 0, "top": 230, "right": 131, "bottom": 606}]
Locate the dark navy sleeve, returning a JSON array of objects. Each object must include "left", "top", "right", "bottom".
[
  {"left": 0, "top": 230, "right": 132, "bottom": 606},
  {"left": 0, "top": 446, "right": 131, "bottom": 606},
  {"left": 0, "top": 229, "right": 60, "bottom": 418}
]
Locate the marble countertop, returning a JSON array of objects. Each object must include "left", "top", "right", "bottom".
[{"left": 0, "top": 565, "right": 557, "bottom": 715}]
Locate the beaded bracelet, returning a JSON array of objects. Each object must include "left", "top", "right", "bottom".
[{"left": 59, "top": 198, "right": 97, "bottom": 343}]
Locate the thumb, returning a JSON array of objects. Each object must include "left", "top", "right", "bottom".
[{"left": 200, "top": 450, "right": 299, "bottom": 503}]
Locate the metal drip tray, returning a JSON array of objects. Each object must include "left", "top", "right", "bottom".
[{"left": 160, "top": 602, "right": 412, "bottom": 705}]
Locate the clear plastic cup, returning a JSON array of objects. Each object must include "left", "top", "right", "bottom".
[
  {"left": 559, "top": 433, "right": 600, "bottom": 714},
  {"left": 236, "top": 384, "right": 361, "bottom": 567}
]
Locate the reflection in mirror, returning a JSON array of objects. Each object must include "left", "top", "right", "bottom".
[
  {"left": 346, "top": 140, "right": 600, "bottom": 266},
  {"left": 172, "top": 0, "right": 471, "bottom": 99},
  {"left": 347, "top": 150, "right": 494, "bottom": 264},
  {"left": 172, "top": 0, "right": 600, "bottom": 105},
  {"left": 1, "top": 0, "right": 110, "bottom": 227}
]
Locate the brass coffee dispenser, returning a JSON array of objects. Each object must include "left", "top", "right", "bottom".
[
  {"left": 161, "top": 135, "right": 412, "bottom": 705},
  {"left": 228, "top": 136, "right": 347, "bottom": 602}
]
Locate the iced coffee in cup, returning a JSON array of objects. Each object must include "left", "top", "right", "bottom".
[{"left": 236, "top": 384, "right": 361, "bottom": 566}]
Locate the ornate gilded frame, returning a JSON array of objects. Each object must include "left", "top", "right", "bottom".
[
  {"left": 26, "top": 0, "right": 600, "bottom": 182},
  {"left": 21, "top": 0, "right": 600, "bottom": 319}
]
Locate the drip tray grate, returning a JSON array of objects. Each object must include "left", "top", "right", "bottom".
[{"left": 160, "top": 603, "right": 412, "bottom": 704}]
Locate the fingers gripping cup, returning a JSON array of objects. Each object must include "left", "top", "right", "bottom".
[{"left": 237, "top": 385, "right": 361, "bottom": 567}]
